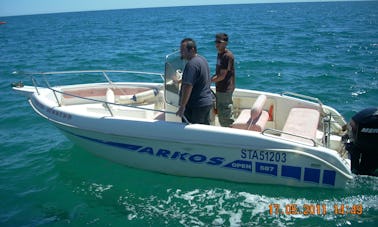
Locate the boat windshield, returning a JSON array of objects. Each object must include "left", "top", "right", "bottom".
[{"left": 164, "top": 51, "right": 186, "bottom": 107}]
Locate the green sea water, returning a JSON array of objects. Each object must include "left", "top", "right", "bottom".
[{"left": 1, "top": 1, "right": 377, "bottom": 226}]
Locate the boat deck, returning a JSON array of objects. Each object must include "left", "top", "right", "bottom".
[{"left": 60, "top": 102, "right": 165, "bottom": 121}]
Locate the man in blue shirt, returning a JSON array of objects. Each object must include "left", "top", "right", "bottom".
[{"left": 176, "top": 38, "right": 213, "bottom": 125}]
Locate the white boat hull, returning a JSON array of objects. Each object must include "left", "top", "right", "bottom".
[
  {"left": 55, "top": 121, "right": 350, "bottom": 188},
  {"left": 13, "top": 68, "right": 353, "bottom": 188}
]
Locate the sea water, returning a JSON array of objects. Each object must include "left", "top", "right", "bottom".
[{"left": 0, "top": 1, "right": 377, "bottom": 226}]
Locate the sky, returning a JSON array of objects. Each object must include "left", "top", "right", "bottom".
[{"left": 0, "top": 0, "right": 361, "bottom": 17}]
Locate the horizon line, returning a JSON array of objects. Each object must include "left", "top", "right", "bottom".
[{"left": 0, "top": 0, "right": 371, "bottom": 18}]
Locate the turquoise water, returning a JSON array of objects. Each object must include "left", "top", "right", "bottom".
[{"left": 1, "top": 1, "right": 377, "bottom": 226}]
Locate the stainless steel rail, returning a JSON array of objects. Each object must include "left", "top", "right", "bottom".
[
  {"left": 21, "top": 70, "right": 190, "bottom": 124},
  {"left": 281, "top": 91, "right": 324, "bottom": 111},
  {"left": 262, "top": 128, "right": 318, "bottom": 147}
]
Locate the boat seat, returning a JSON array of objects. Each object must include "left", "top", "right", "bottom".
[
  {"left": 231, "top": 94, "right": 269, "bottom": 132},
  {"left": 281, "top": 107, "right": 320, "bottom": 144}
]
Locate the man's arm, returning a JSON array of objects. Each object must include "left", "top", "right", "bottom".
[
  {"left": 211, "top": 57, "right": 233, "bottom": 82},
  {"left": 211, "top": 68, "right": 228, "bottom": 82},
  {"left": 176, "top": 83, "right": 193, "bottom": 117}
]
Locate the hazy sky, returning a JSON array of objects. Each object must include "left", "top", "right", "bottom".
[{"left": 0, "top": 0, "right": 360, "bottom": 17}]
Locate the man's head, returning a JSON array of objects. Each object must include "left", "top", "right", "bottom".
[
  {"left": 180, "top": 38, "right": 197, "bottom": 60},
  {"left": 215, "top": 33, "right": 228, "bottom": 52},
  {"left": 215, "top": 33, "right": 228, "bottom": 43}
]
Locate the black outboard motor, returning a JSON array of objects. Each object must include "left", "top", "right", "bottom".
[{"left": 345, "top": 107, "right": 378, "bottom": 176}]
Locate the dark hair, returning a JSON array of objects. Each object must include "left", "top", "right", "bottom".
[
  {"left": 215, "top": 33, "right": 228, "bottom": 42},
  {"left": 181, "top": 38, "right": 197, "bottom": 52}
]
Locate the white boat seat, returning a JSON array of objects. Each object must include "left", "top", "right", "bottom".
[
  {"left": 282, "top": 107, "right": 320, "bottom": 144},
  {"left": 231, "top": 94, "right": 269, "bottom": 132}
]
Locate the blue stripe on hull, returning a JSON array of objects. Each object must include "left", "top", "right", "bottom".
[
  {"left": 62, "top": 128, "right": 338, "bottom": 187},
  {"left": 282, "top": 165, "right": 301, "bottom": 180},
  {"left": 304, "top": 168, "right": 321, "bottom": 183},
  {"left": 323, "top": 170, "right": 336, "bottom": 186},
  {"left": 63, "top": 129, "right": 142, "bottom": 151}
]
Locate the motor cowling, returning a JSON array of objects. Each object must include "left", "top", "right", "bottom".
[{"left": 346, "top": 107, "right": 378, "bottom": 176}]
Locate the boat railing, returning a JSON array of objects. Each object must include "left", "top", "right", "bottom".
[
  {"left": 31, "top": 77, "right": 40, "bottom": 95},
  {"left": 19, "top": 70, "right": 164, "bottom": 97},
  {"left": 19, "top": 70, "right": 190, "bottom": 124},
  {"left": 262, "top": 128, "right": 318, "bottom": 147},
  {"left": 165, "top": 50, "right": 180, "bottom": 61},
  {"left": 48, "top": 87, "right": 190, "bottom": 123},
  {"left": 26, "top": 69, "right": 164, "bottom": 78},
  {"left": 25, "top": 70, "right": 164, "bottom": 103},
  {"left": 282, "top": 91, "right": 324, "bottom": 111}
]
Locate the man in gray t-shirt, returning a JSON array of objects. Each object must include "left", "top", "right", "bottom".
[{"left": 176, "top": 38, "right": 213, "bottom": 125}]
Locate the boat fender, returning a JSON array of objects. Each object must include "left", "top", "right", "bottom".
[
  {"left": 117, "top": 94, "right": 134, "bottom": 104},
  {"left": 131, "top": 88, "right": 159, "bottom": 102},
  {"left": 117, "top": 88, "right": 159, "bottom": 104}
]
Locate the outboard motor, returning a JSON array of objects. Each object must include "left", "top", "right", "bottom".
[{"left": 345, "top": 107, "right": 378, "bottom": 176}]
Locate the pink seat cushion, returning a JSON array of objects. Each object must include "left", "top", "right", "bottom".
[
  {"left": 231, "top": 94, "right": 269, "bottom": 132},
  {"left": 248, "top": 110, "right": 269, "bottom": 132},
  {"left": 232, "top": 109, "right": 252, "bottom": 130},
  {"left": 232, "top": 110, "right": 269, "bottom": 132},
  {"left": 282, "top": 108, "right": 320, "bottom": 144}
]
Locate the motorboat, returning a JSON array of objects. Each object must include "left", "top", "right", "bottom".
[{"left": 12, "top": 51, "right": 359, "bottom": 188}]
